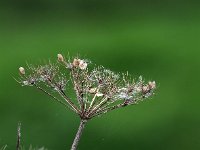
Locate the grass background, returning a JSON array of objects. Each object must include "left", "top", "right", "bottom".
[{"left": 0, "top": 0, "right": 200, "bottom": 149}]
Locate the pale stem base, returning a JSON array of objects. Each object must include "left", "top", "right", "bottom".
[{"left": 71, "top": 119, "right": 87, "bottom": 150}]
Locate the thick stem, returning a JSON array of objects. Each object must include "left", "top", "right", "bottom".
[{"left": 71, "top": 119, "right": 87, "bottom": 150}]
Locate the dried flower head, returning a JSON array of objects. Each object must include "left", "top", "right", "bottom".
[
  {"left": 17, "top": 53, "right": 157, "bottom": 150},
  {"left": 72, "top": 58, "right": 80, "bottom": 67}
]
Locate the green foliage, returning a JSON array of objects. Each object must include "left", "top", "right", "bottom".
[{"left": 0, "top": 0, "right": 200, "bottom": 149}]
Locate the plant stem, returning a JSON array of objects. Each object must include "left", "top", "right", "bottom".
[
  {"left": 16, "top": 122, "right": 21, "bottom": 150},
  {"left": 71, "top": 119, "right": 87, "bottom": 150}
]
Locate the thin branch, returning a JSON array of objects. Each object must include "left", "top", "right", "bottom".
[
  {"left": 70, "top": 70, "right": 84, "bottom": 107},
  {"left": 87, "top": 93, "right": 97, "bottom": 111},
  {"left": 88, "top": 97, "right": 108, "bottom": 116},
  {"left": 34, "top": 85, "right": 73, "bottom": 111},
  {"left": 45, "top": 78, "right": 81, "bottom": 114},
  {"left": 57, "top": 89, "right": 81, "bottom": 114},
  {"left": 90, "top": 101, "right": 137, "bottom": 118}
]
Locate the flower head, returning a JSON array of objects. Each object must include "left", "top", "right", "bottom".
[{"left": 17, "top": 54, "right": 156, "bottom": 120}]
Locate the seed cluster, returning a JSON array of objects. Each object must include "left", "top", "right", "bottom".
[{"left": 18, "top": 54, "right": 156, "bottom": 119}]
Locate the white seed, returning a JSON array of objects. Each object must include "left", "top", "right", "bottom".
[
  {"left": 57, "top": 54, "right": 64, "bottom": 62},
  {"left": 79, "top": 60, "right": 87, "bottom": 70},
  {"left": 96, "top": 92, "right": 104, "bottom": 97},
  {"left": 19, "top": 67, "right": 25, "bottom": 75}
]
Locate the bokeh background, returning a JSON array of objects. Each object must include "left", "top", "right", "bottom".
[{"left": 0, "top": 0, "right": 200, "bottom": 149}]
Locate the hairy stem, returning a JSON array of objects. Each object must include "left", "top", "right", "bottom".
[{"left": 71, "top": 119, "right": 87, "bottom": 150}]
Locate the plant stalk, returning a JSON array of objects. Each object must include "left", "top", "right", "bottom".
[{"left": 71, "top": 119, "right": 87, "bottom": 150}]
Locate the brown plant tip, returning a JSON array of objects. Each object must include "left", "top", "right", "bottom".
[
  {"left": 19, "top": 67, "right": 25, "bottom": 75},
  {"left": 72, "top": 58, "right": 80, "bottom": 67},
  {"left": 148, "top": 81, "right": 156, "bottom": 89},
  {"left": 57, "top": 54, "right": 64, "bottom": 62}
]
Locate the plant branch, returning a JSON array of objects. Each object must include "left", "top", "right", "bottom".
[
  {"left": 45, "top": 79, "right": 81, "bottom": 114},
  {"left": 57, "top": 90, "right": 81, "bottom": 114},
  {"left": 34, "top": 85, "right": 72, "bottom": 110},
  {"left": 71, "top": 119, "right": 87, "bottom": 150},
  {"left": 70, "top": 70, "right": 84, "bottom": 107},
  {"left": 90, "top": 102, "right": 131, "bottom": 118}
]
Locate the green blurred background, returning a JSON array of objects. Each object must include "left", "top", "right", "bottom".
[{"left": 0, "top": 0, "right": 200, "bottom": 149}]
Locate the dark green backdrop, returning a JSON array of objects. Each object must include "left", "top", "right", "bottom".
[{"left": 0, "top": 0, "right": 200, "bottom": 149}]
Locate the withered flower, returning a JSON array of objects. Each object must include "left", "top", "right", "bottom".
[{"left": 17, "top": 54, "right": 157, "bottom": 150}]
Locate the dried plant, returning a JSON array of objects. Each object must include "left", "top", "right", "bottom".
[{"left": 17, "top": 54, "right": 156, "bottom": 150}]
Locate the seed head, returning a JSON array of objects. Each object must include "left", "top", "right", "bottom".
[
  {"left": 57, "top": 54, "right": 64, "bottom": 62},
  {"left": 19, "top": 67, "right": 25, "bottom": 75}
]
